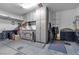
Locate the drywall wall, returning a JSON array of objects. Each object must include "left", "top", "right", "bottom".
[
  {"left": 0, "top": 10, "right": 23, "bottom": 20},
  {"left": 75, "top": 6, "right": 79, "bottom": 15},
  {"left": 55, "top": 5, "right": 79, "bottom": 32},
  {"left": 48, "top": 8, "right": 56, "bottom": 27},
  {"left": 55, "top": 9, "right": 76, "bottom": 31},
  {"left": 0, "top": 19, "right": 18, "bottom": 32},
  {"left": 0, "top": 10, "right": 22, "bottom": 32}
]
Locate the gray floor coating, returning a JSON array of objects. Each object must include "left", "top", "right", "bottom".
[{"left": 0, "top": 39, "right": 79, "bottom": 55}]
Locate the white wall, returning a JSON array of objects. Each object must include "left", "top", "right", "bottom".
[
  {"left": 49, "top": 6, "right": 79, "bottom": 35},
  {"left": 0, "top": 10, "right": 23, "bottom": 20},
  {"left": 49, "top": 8, "right": 56, "bottom": 27},
  {"left": 55, "top": 9, "right": 76, "bottom": 31},
  {"left": 0, "top": 19, "right": 18, "bottom": 32},
  {"left": 0, "top": 10, "right": 22, "bottom": 32},
  {"left": 75, "top": 6, "right": 79, "bottom": 15},
  {"left": 50, "top": 5, "right": 79, "bottom": 32}
]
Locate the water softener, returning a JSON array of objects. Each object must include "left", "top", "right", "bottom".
[{"left": 74, "top": 16, "right": 79, "bottom": 43}]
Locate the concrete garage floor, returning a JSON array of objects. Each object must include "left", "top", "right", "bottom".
[{"left": 0, "top": 39, "right": 79, "bottom": 55}]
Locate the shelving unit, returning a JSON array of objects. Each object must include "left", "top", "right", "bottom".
[
  {"left": 0, "top": 14, "right": 23, "bottom": 25},
  {"left": 0, "top": 14, "right": 23, "bottom": 21}
]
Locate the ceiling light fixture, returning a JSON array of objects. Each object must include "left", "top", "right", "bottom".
[{"left": 18, "top": 3, "right": 39, "bottom": 9}]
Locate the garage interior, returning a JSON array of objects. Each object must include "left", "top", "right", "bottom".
[{"left": 0, "top": 3, "right": 79, "bottom": 55}]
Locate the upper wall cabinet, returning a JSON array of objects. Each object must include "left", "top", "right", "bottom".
[
  {"left": 26, "top": 13, "right": 30, "bottom": 21},
  {"left": 23, "top": 10, "right": 37, "bottom": 22},
  {"left": 30, "top": 12, "right": 33, "bottom": 21},
  {"left": 32, "top": 10, "right": 37, "bottom": 21}
]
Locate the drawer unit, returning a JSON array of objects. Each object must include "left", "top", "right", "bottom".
[{"left": 20, "top": 30, "right": 35, "bottom": 41}]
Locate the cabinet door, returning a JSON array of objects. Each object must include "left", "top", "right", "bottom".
[
  {"left": 30, "top": 12, "right": 33, "bottom": 21},
  {"left": 40, "top": 7, "right": 48, "bottom": 43},
  {"left": 29, "top": 12, "right": 32, "bottom": 21},
  {"left": 32, "top": 11, "right": 34, "bottom": 21},
  {"left": 25, "top": 13, "right": 29, "bottom": 21},
  {"left": 36, "top": 9, "right": 41, "bottom": 42},
  {"left": 28, "top": 13, "right": 31, "bottom": 21},
  {"left": 32, "top": 10, "right": 36, "bottom": 21},
  {"left": 23, "top": 14, "right": 26, "bottom": 20}
]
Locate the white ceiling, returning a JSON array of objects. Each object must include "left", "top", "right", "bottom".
[
  {"left": 43, "top": 3, "right": 79, "bottom": 12},
  {"left": 0, "top": 3, "right": 29, "bottom": 15},
  {"left": 0, "top": 3, "right": 79, "bottom": 15}
]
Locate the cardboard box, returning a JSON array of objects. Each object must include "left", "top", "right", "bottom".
[
  {"left": 15, "top": 35, "right": 21, "bottom": 40},
  {"left": 56, "top": 33, "right": 60, "bottom": 40}
]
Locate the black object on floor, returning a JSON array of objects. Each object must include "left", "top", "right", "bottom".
[
  {"left": 64, "top": 42, "right": 71, "bottom": 46},
  {"left": 60, "top": 28, "right": 75, "bottom": 42},
  {"left": 17, "top": 46, "right": 24, "bottom": 50},
  {"left": 15, "top": 53, "right": 24, "bottom": 55}
]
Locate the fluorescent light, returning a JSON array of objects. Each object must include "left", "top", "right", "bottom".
[{"left": 18, "top": 3, "right": 38, "bottom": 9}]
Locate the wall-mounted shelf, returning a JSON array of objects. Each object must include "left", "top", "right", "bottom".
[{"left": 0, "top": 14, "right": 23, "bottom": 22}]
